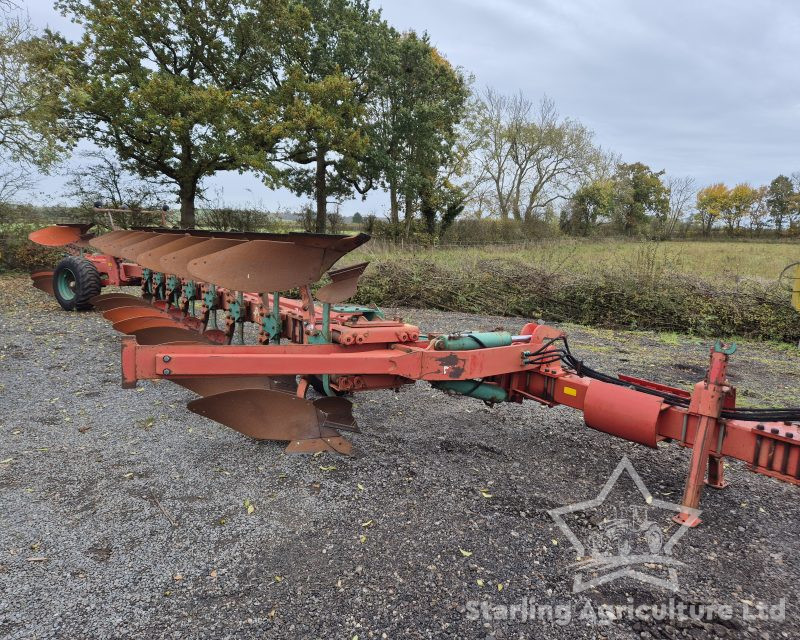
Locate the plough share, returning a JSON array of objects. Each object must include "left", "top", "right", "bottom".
[{"left": 28, "top": 217, "right": 800, "bottom": 527}]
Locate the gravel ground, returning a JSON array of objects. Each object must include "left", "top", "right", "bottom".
[{"left": 1, "top": 273, "right": 799, "bottom": 639}]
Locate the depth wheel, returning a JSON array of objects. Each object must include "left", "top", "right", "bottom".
[{"left": 53, "top": 256, "right": 101, "bottom": 311}]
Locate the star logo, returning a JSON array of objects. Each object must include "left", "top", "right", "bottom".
[{"left": 548, "top": 456, "right": 699, "bottom": 592}]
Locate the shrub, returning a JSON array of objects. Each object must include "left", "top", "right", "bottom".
[
  {"left": 0, "top": 223, "right": 63, "bottom": 272},
  {"left": 197, "top": 207, "right": 277, "bottom": 232},
  {"left": 352, "top": 256, "right": 800, "bottom": 343}
]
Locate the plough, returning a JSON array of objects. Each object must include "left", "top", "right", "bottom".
[{"left": 27, "top": 215, "right": 800, "bottom": 526}]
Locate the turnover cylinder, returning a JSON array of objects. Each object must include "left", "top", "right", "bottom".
[
  {"left": 433, "top": 380, "right": 508, "bottom": 403},
  {"left": 433, "top": 331, "right": 512, "bottom": 351}
]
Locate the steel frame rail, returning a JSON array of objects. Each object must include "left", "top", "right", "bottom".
[{"left": 121, "top": 326, "right": 800, "bottom": 527}]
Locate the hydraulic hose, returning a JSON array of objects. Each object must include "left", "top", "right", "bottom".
[{"left": 544, "top": 336, "right": 800, "bottom": 422}]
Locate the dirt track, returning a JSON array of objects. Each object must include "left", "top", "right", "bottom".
[{"left": 1, "top": 274, "right": 798, "bottom": 639}]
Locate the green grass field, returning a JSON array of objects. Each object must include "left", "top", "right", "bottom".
[{"left": 353, "top": 239, "right": 799, "bottom": 285}]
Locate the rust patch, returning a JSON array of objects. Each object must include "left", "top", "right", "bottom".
[{"left": 436, "top": 353, "right": 466, "bottom": 378}]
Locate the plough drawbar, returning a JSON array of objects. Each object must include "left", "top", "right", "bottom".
[{"left": 27, "top": 216, "right": 800, "bottom": 527}]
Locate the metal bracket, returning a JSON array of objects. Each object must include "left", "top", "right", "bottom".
[{"left": 713, "top": 340, "right": 737, "bottom": 355}]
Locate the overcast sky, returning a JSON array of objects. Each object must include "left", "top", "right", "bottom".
[{"left": 24, "top": 0, "right": 800, "bottom": 214}]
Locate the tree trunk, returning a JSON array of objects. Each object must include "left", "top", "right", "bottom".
[
  {"left": 389, "top": 183, "right": 399, "bottom": 229},
  {"left": 419, "top": 183, "right": 436, "bottom": 236},
  {"left": 403, "top": 192, "right": 414, "bottom": 239},
  {"left": 498, "top": 199, "right": 508, "bottom": 221},
  {"left": 523, "top": 207, "right": 534, "bottom": 224},
  {"left": 179, "top": 180, "right": 197, "bottom": 228},
  {"left": 315, "top": 152, "right": 327, "bottom": 233}
]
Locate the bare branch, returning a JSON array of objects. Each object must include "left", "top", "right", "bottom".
[{"left": 466, "top": 87, "right": 605, "bottom": 222}]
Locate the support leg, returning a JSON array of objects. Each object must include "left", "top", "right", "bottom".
[
  {"left": 673, "top": 346, "right": 733, "bottom": 527},
  {"left": 673, "top": 415, "right": 716, "bottom": 527},
  {"left": 706, "top": 455, "right": 728, "bottom": 489}
]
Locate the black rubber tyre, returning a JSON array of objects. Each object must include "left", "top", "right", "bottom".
[{"left": 53, "top": 256, "right": 101, "bottom": 311}]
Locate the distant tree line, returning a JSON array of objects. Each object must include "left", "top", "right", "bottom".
[
  {"left": 1, "top": 0, "right": 798, "bottom": 240},
  {"left": 563, "top": 170, "right": 800, "bottom": 238},
  {"left": 693, "top": 176, "right": 800, "bottom": 236}
]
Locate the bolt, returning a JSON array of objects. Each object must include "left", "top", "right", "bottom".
[
  {"left": 771, "top": 428, "right": 780, "bottom": 435},
  {"left": 756, "top": 424, "right": 765, "bottom": 431},
  {"left": 162, "top": 355, "right": 171, "bottom": 363},
  {"left": 163, "top": 368, "right": 171, "bottom": 376},
  {"left": 787, "top": 433, "right": 794, "bottom": 439}
]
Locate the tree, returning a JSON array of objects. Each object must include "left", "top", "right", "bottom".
[
  {"left": 611, "top": 162, "right": 669, "bottom": 235},
  {"left": 748, "top": 185, "right": 769, "bottom": 235},
  {"left": 437, "top": 185, "right": 467, "bottom": 238},
  {"left": 64, "top": 149, "right": 170, "bottom": 227},
  {"left": 367, "top": 30, "right": 468, "bottom": 237},
  {"left": 723, "top": 183, "right": 756, "bottom": 233},
  {"left": 469, "top": 89, "right": 606, "bottom": 222},
  {"left": 792, "top": 173, "right": 800, "bottom": 230},
  {"left": 294, "top": 203, "right": 316, "bottom": 232},
  {"left": 415, "top": 178, "right": 468, "bottom": 239},
  {"left": 271, "top": 0, "right": 389, "bottom": 232},
  {"left": 52, "top": 0, "right": 295, "bottom": 227},
  {"left": 767, "top": 175, "right": 794, "bottom": 232},
  {"left": 695, "top": 183, "right": 728, "bottom": 236},
  {"left": 351, "top": 211, "right": 363, "bottom": 224},
  {"left": 66, "top": 150, "right": 168, "bottom": 208},
  {"left": 0, "top": 2, "right": 71, "bottom": 215},
  {"left": 0, "top": 7, "right": 68, "bottom": 169},
  {"left": 326, "top": 209, "right": 344, "bottom": 233},
  {"left": 663, "top": 175, "right": 695, "bottom": 238},
  {"left": 563, "top": 178, "right": 615, "bottom": 236}
]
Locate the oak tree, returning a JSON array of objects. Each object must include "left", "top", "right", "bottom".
[
  {"left": 723, "top": 183, "right": 756, "bottom": 233},
  {"left": 53, "top": 0, "right": 296, "bottom": 227},
  {"left": 563, "top": 178, "right": 615, "bottom": 236}
]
